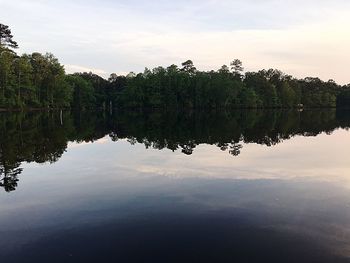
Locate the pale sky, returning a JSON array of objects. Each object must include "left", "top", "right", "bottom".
[{"left": 1, "top": 0, "right": 350, "bottom": 84}]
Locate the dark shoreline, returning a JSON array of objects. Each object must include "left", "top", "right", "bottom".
[{"left": 0, "top": 106, "right": 343, "bottom": 113}]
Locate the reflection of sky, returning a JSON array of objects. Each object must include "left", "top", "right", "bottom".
[
  {"left": 64, "top": 128, "right": 350, "bottom": 182},
  {"left": 0, "top": 128, "right": 350, "bottom": 261}
]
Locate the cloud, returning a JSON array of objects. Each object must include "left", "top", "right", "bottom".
[
  {"left": 1, "top": 0, "right": 350, "bottom": 83},
  {"left": 65, "top": 64, "right": 107, "bottom": 75},
  {"left": 101, "top": 14, "right": 350, "bottom": 83}
]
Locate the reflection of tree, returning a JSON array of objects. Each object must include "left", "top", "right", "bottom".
[
  {"left": 0, "top": 111, "right": 74, "bottom": 192},
  {"left": 181, "top": 141, "right": 196, "bottom": 155},
  {"left": 110, "top": 109, "right": 349, "bottom": 157},
  {"left": 0, "top": 109, "right": 349, "bottom": 193},
  {"left": 109, "top": 132, "right": 119, "bottom": 142},
  {"left": 229, "top": 143, "right": 243, "bottom": 156},
  {"left": 0, "top": 167, "right": 22, "bottom": 192},
  {"left": 0, "top": 156, "right": 22, "bottom": 192}
]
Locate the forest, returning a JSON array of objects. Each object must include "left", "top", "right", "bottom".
[{"left": 1, "top": 23, "right": 350, "bottom": 110}]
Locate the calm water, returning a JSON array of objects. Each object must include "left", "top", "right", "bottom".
[{"left": 1, "top": 109, "right": 350, "bottom": 262}]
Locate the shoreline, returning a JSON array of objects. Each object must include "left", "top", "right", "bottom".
[{"left": 0, "top": 106, "right": 345, "bottom": 113}]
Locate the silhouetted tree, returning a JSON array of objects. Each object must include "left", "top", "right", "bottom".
[
  {"left": 181, "top": 60, "right": 197, "bottom": 74},
  {"left": 0, "top": 23, "right": 18, "bottom": 49}
]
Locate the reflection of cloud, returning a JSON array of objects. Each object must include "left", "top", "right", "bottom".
[
  {"left": 68, "top": 136, "right": 110, "bottom": 149},
  {"left": 95, "top": 138, "right": 109, "bottom": 144},
  {"left": 109, "top": 129, "right": 350, "bottom": 186},
  {"left": 67, "top": 141, "right": 90, "bottom": 149}
]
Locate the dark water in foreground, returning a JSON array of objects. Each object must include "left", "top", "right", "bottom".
[{"left": 1, "top": 109, "right": 350, "bottom": 262}]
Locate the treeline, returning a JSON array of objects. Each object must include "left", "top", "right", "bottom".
[
  {"left": 112, "top": 63, "right": 350, "bottom": 109},
  {"left": 1, "top": 23, "right": 350, "bottom": 110}
]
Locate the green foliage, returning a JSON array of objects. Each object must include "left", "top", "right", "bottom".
[
  {"left": 337, "top": 87, "right": 350, "bottom": 108},
  {"left": 65, "top": 75, "right": 95, "bottom": 109},
  {"left": 73, "top": 72, "right": 109, "bottom": 109},
  {"left": 0, "top": 23, "right": 349, "bottom": 110},
  {"left": 0, "top": 49, "right": 71, "bottom": 109},
  {"left": 113, "top": 62, "right": 346, "bottom": 109},
  {"left": 299, "top": 78, "right": 339, "bottom": 108}
]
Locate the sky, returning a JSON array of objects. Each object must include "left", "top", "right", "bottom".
[{"left": 1, "top": 0, "right": 350, "bottom": 84}]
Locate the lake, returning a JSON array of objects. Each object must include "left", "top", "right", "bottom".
[{"left": 0, "top": 109, "right": 350, "bottom": 262}]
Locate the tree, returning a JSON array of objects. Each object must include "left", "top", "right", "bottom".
[
  {"left": 13, "top": 55, "right": 33, "bottom": 106},
  {"left": 0, "top": 23, "right": 18, "bottom": 49},
  {"left": 166, "top": 64, "right": 179, "bottom": 74},
  {"left": 218, "top": 65, "right": 230, "bottom": 74},
  {"left": 230, "top": 59, "right": 244, "bottom": 78},
  {"left": 181, "top": 60, "right": 196, "bottom": 74},
  {"left": 279, "top": 82, "right": 296, "bottom": 108},
  {"left": 126, "top": 72, "right": 136, "bottom": 78},
  {"left": 73, "top": 72, "right": 108, "bottom": 109},
  {"left": 66, "top": 75, "right": 95, "bottom": 109},
  {"left": 337, "top": 88, "right": 350, "bottom": 108},
  {"left": 0, "top": 51, "right": 16, "bottom": 106},
  {"left": 239, "top": 87, "right": 258, "bottom": 108}
]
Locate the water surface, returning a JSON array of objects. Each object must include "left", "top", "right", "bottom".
[{"left": 1, "top": 109, "right": 350, "bottom": 262}]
